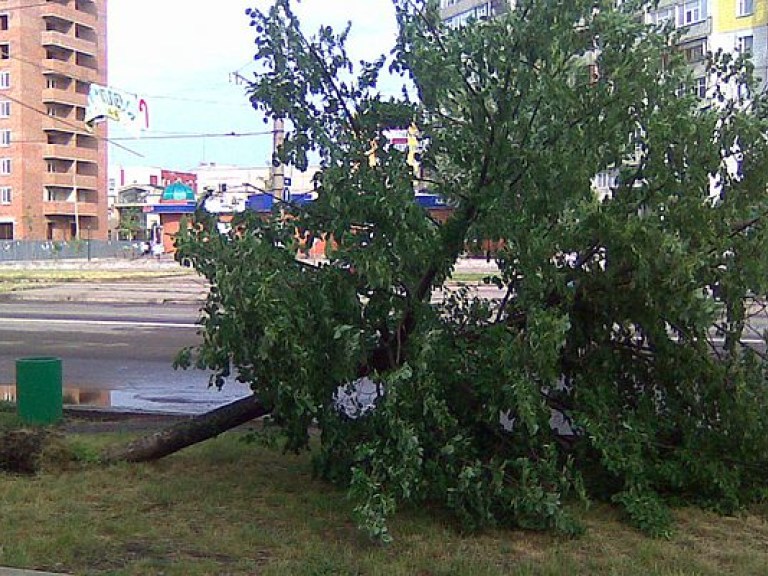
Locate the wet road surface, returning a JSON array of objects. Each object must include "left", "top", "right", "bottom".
[{"left": 0, "top": 301, "right": 250, "bottom": 414}]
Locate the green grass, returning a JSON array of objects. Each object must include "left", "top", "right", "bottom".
[
  {"left": 0, "top": 268, "right": 193, "bottom": 282},
  {"left": 0, "top": 431, "right": 766, "bottom": 575},
  {"left": 0, "top": 268, "right": 196, "bottom": 293}
]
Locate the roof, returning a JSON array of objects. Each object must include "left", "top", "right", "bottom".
[{"left": 161, "top": 182, "right": 195, "bottom": 203}]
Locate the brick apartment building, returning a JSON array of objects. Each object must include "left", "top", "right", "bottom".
[{"left": 0, "top": 0, "right": 107, "bottom": 241}]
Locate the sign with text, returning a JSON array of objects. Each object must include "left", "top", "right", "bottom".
[{"left": 85, "top": 84, "right": 149, "bottom": 133}]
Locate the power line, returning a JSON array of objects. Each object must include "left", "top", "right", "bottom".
[
  {"left": 110, "top": 130, "right": 274, "bottom": 141},
  {"left": 0, "top": 2, "right": 53, "bottom": 12},
  {"left": 0, "top": 91, "right": 143, "bottom": 157},
  {"left": 7, "top": 130, "right": 275, "bottom": 144},
  {"left": 146, "top": 94, "right": 253, "bottom": 107},
  {"left": 4, "top": 49, "right": 255, "bottom": 108}
]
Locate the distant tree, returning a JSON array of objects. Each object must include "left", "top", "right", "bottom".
[
  {"left": 175, "top": 0, "right": 768, "bottom": 539},
  {"left": 117, "top": 207, "right": 144, "bottom": 240}
]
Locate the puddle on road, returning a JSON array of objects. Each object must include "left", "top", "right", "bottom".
[{"left": 0, "top": 382, "right": 250, "bottom": 415}]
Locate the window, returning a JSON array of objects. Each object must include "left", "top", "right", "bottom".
[
  {"left": 679, "top": 0, "right": 705, "bottom": 26},
  {"left": 0, "top": 101, "right": 10, "bottom": 117},
  {"left": 0, "top": 187, "right": 10, "bottom": 204},
  {"left": 0, "top": 130, "right": 10, "bottom": 147},
  {"left": 737, "top": 35, "right": 753, "bottom": 55},
  {"left": 0, "top": 15, "right": 8, "bottom": 31},
  {"left": 595, "top": 171, "right": 617, "bottom": 189},
  {"left": 46, "top": 77, "right": 57, "bottom": 89},
  {"left": 650, "top": 6, "right": 675, "bottom": 25},
  {"left": 0, "top": 71, "right": 8, "bottom": 89},
  {"left": 445, "top": 2, "right": 494, "bottom": 27},
  {"left": 0, "top": 158, "right": 10, "bottom": 174},
  {"left": 0, "top": 44, "right": 8, "bottom": 60},
  {"left": 693, "top": 77, "right": 707, "bottom": 99},
  {"left": 683, "top": 41, "right": 706, "bottom": 62},
  {"left": 0, "top": 222, "right": 12, "bottom": 240},
  {"left": 737, "top": 0, "right": 754, "bottom": 16}
]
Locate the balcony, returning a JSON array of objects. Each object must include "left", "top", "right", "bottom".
[
  {"left": 42, "top": 30, "right": 96, "bottom": 57},
  {"left": 41, "top": 3, "right": 76, "bottom": 23},
  {"left": 73, "top": 174, "right": 98, "bottom": 189},
  {"left": 74, "top": 63, "right": 100, "bottom": 84},
  {"left": 42, "top": 2, "right": 97, "bottom": 28},
  {"left": 679, "top": 17, "right": 711, "bottom": 41},
  {"left": 43, "top": 200, "right": 99, "bottom": 217},
  {"left": 43, "top": 172, "right": 76, "bottom": 188},
  {"left": 42, "top": 58, "right": 74, "bottom": 77},
  {"left": 42, "top": 113, "right": 81, "bottom": 132},
  {"left": 43, "top": 144, "right": 98, "bottom": 164},
  {"left": 44, "top": 143, "right": 78, "bottom": 160},
  {"left": 42, "top": 88, "right": 83, "bottom": 107},
  {"left": 44, "top": 61, "right": 99, "bottom": 84},
  {"left": 42, "top": 116, "right": 85, "bottom": 135}
]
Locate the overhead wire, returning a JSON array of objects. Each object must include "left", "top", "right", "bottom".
[
  {"left": 0, "top": 90, "right": 143, "bottom": 156},
  {"left": 0, "top": 2, "right": 52, "bottom": 12},
  {"left": 0, "top": 0, "right": 267, "bottom": 160},
  {"left": 6, "top": 130, "right": 275, "bottom": 144},
  {"left": 3, "top": 43, "right": 253, "bottom": 107},
  {"left": 110, "top": 130, "right": 273, "bottom": 141},
  {"left": 3, "top": 0, "right": 257, "bottom": 106},
  {"left": 0, "top": 24, "right": 148, "bottom": 155}
]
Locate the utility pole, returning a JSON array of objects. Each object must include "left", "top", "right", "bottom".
[
  {"left": 272, "top": 117, "right": 285, "bottom": 202},
  {"left": 229, "top": 70, "right": 286, "bottom": 203},
  {"left": 72, "top": 161, "right": 80, "bottom": 240}
]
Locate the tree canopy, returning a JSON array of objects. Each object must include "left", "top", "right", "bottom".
[{"left": 176, "top": 0, "right": 768, "bottom": 539}]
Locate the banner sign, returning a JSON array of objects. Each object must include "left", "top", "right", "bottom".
[
  {"left": 384, "top": 122, "right": 423, "bottom": 174},
  {"left": 85, "top": 84, "right": 149, "bottom": 133}
]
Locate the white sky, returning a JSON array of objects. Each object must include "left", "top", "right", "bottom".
[{"left": 107, "top": 0, "right": 399, "bottom": 171}]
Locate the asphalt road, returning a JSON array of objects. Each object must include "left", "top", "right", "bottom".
[
  {"left": 1, "top": 271, "right": 766, "bottom": 414},
  {"left": 0, "top": 301, "right": 250, "bottom": 414}
]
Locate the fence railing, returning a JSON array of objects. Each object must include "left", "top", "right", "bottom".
[{"left": 0, "top": 240, "right": 146, "bottom": 262}]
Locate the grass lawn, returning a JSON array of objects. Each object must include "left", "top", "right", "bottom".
[{"left": 0, "top": 427, "right": 766, "bottom": 576}]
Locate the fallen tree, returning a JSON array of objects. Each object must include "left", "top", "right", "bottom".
[
  {"left": 108, "top": 0, "right": 768, "bottom": 542},
  {"left": 102, "top": 395, "right": 269, "bottom": 463}
]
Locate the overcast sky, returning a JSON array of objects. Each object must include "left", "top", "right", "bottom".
[{"left": 107, "top": 1, "right": 399, "bottom": 171}]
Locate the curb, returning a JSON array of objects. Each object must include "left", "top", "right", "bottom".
[{"left": 0, "top": 569, "right": 71, "bottom": 576}]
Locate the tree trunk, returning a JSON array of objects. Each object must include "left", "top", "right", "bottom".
[{"left": 101, "top": 394, "right": 269, "bottom": 463}]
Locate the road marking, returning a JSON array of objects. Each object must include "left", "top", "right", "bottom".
[{"left": 1, "top": 317, "right": 197, "bottom": 329}]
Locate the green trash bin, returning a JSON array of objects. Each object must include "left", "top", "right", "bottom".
[{"left": 15, "top": 357, "right": 63, "bottom": 425}]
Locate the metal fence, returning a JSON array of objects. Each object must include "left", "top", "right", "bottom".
[{"left": 0, "top": 240, "right": 146, "bottom": 262}]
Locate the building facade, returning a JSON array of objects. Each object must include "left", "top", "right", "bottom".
[
  {"left": 710, "top": 0, "right": 768, "bottom": 92},
  {"left": 439, "top": 1, "right": 767, "bottom": 199},
  {"left": 109, "top": 166, "right": 198, "bottom": 242},
  {"left": 439, "top": 0, "right": 513, "bottom": 28},
  {"left": 0, "top": 0, "right": 107, "bottom": 242}
]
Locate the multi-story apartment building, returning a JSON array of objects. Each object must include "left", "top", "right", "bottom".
[
  {"left": 0, "top": 0, "right": 107, "bottom": 242},
  {"left": 647, "top": 0, "right": 713, "bottom": 98},
  {"left": 710, "top": 0, "right": 768, "bottom": 91},
  {"left": 439, "top": 1, "right": 767, "bottom": 198},
  {"left": 440, "top": 0, "right": 513, "bottom": 28},
  {"left": 440, "top": 0, "right": 765, "bottom": 94}
]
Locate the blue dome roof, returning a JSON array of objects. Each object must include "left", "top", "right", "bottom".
[{"left": 161, "top": 182, "right": 195, "bottom": 202}]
